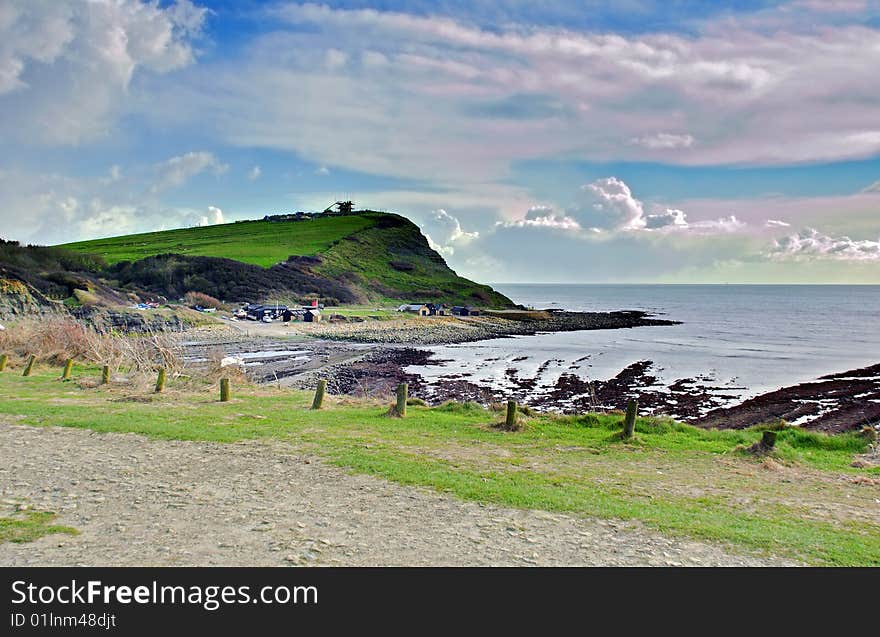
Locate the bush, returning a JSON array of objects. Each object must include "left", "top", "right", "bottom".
[{"left": 183, "top": 291, "right": 223, "bottom": 309}]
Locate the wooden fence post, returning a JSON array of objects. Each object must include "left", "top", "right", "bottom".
[
  {"left": 101, "top": 365, "right": 110, "bottom": 385},
  {"left": 311, "top": 379, "right": 327, "bottom": 410},
  {"left": 395, "top": 383, "right": 408, "bottom": 417},
  {"left": 0, "top": 354, "right": 8, "bottom": 372},
  {"left": 220, "top": 378, "right": 230, "bottom": 402},
  {"left": 155, "top": 368, "right": 167, "bottom": 393},
  {"left": 61, "top": 358, "right": 73, "bottom": 381},
  {"left": 623, "top": 399, "right": 638, "bottom": 439},
  {"left": 22, "top": 355, "right": 35, "bottom": 377},
  {"left": 505, "top": 400, "right": 518, "bottom": 429}
]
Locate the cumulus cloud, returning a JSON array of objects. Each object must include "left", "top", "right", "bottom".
[
  {"left": 0, "top": 0, "right": 206, "bottom": 144},
  {"left": 496, "top": 177, "right": 746, "bottom": 237},
  {"left": 193, "top": 205, "right": 225, "bottom": 227},
  {"left": 566, "top": 178, "right": 703, "bottom": 233},
  {"left": 0, "top": 167, "right": 229, "bottom": 244},
  {"left": 420, "top": 209, "right": 479, "bottom": 255},
  {"left": 248, "top": 165, "right": 262, "bottom": 181},
  {"left": 568, "top": 177, "right": 647, "bottom": 231},
  {"left": 503, "top": 206, "right": 581, "bottom": 231},
  {"left": 772, "top": 227, "right": 880, "bottom": 261},
  {"left": 151, "top": 151, "right": 227, "bottom": 193},
  {"left": 644, "top": 208, "right": 688, "bottom": 229}
]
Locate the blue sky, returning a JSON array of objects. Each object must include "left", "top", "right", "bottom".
[{"left": 1, "top": 0, "right": 879, "bottom": 282}]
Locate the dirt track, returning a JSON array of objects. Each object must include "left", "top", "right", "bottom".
[{"left": 0, "top": 424, "right": 796, "bottom": 566}]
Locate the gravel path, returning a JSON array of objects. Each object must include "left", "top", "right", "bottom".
[{"left": 0, "top": 424, "right": 796, "bottom": 566}]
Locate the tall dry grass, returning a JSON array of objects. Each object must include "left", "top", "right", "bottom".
[{"left": 0, "top": 316, "right": 183, "bottom": 375}]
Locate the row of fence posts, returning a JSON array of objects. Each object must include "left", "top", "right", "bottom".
[{"left": 3, "top": 355, "right": 643, "bottom": 433}]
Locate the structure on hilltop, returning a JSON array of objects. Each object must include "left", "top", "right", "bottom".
[{"left": 323, "top": 201, "right": 355, "bottom": 215}]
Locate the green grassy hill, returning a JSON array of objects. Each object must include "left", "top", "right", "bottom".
[
  {"left": 58, "top": 212, "right": 513, "bottom": 307},
  {"left": 62, "top": 214, "right": 376, "bottom": 268}
]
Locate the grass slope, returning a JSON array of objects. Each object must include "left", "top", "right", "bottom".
[
  {"left": 1, "top": 366, "right": 878, "bottom": 565},
  {"left": 61, "top": 215, "right": 376, "bottom": 268},
  {"left": 59, "top": 212, "right": 513, "bottom": 306},
  {"left": 312, "top": 215, "right": 509, "bottom": 305}
]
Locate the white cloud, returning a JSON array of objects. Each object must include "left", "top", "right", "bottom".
[
  {"left": 630, "top": 133, "right": 695, "bottom": 150},
  {"left": 765, "top": 219, "right": 791, "bottom": 227},
  {"left": 151, "top": 151, "right": 227, "bottom": 193},
  {"left": 644, "top": 208, "right": 688, "bottom": 229},
  {"left": 503, "top": 205, "right": 581, "bottom": 231},
  {"left": 314, "top": 165, "right": 330, "bottom": 176},
  {"left": 689, "top": 215, "right": 744, "bottom": 234},
  {"left": 0, "top": 0, "right": 206, "bottom": 145},
  {"left": 219, "top": 0, "right": 880, "bottom": 177},
  {"left": 420, "top": 209, "right": 479, "bottom": 255},
  {"left": 863, "top": 180, "right": 880, "bottom": 193},
  {"left": 570, "top": 177, "right": 647, "bottom": 231},
  {"left": 495, "top": 177, "right": 744, "bottom": 237},
  {"left": 195, "top": 205, "right": 225, "bottom": 227},
  {"left": 0, "top": 167, "right": 230, "bottom": 245},
  {"left": 248, "top": 165, "right": 262, "bottom": 181},
  {"left": 772, "top": 227, "right": 880, "bottom": 261}
]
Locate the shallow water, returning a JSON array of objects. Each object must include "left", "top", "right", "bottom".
[{"left": 405, "top": 284, "right": 880, "bottom": 403}]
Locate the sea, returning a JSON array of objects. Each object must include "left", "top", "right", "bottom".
[{"left": 404, "top": 284, "right": 880, "bottom": 405}]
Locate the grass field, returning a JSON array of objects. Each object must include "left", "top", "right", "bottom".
[
  {"left": 1, "top": 366, "right": 878, "bottom": 565},
  {"left": 60, "top": 215, "right": 378, "bottom": 268}
]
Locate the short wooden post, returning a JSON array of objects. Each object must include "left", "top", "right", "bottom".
[
  {"left": 220, "top": 377, "right": 230, "bottom": 402},
  {"left": 61, "top": 358, "right": 73, "bottom": 381},
  {"left": 155, "top": 368, "right": 167, "bottom": 393},
  {"left": 623, "top": 399, "right": 638, "bottom": 439},
  {"left": 101, "top": 365, "right": 110, "bottom": 385},
  {"left": 22, "top": 355, "right": 35, "bottom": 377},
  {"left": 311, "top": 379, "right": 327, "bottom": 410},
  {"left": 761, "top": 430, "right": 777, "bottom": 450},
  {"left": 395, "top": 383, "right": 408, "bottom": 417},
  {"left": 505, "top": 400, "right": 517, "bottom": 429},
  {"left": 0, "top": 354, "right": 8, "bottom": 372}
]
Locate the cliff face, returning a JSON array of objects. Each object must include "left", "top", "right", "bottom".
[
  {"left": 0, "top": 276, "right": 58, "bottom": 320},
  {"left": 309, "top": 213, "right": 512, "bottom": 307}
]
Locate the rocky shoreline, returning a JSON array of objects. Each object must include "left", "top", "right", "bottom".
[
  {"left": 176, "top": 310, "right": 879, "bottom": 435},
  {"left": 285, "top": 310, "right": 679, "bottom": 345}
]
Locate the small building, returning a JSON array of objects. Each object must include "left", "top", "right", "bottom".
[
  {"left": 426, "top": 303, "right": 449, "bottom": 316},
  {"left": 303, "top": 309, "right": 322, "bottom": 322},
  {"left": 398, "top": 304, "right": 429, "bottom": 316},
  {"left": 245, "top": 304, "right": 288, "bottom": 321},
  {"left": 451, "top": 306, "right": 480, "bottom": 317}
]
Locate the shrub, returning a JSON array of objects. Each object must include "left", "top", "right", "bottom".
[{"left": 183, "top": 291, "right": 223, "bottom": 309}]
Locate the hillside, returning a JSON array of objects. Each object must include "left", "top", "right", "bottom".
[
  {"left": 56, "top": 212, "right": 513, "bottom": 307},
  {"left": 61, "top": 214, "right": 376, "bottom": 268}
]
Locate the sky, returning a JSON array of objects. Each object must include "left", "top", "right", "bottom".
[{"left": 1, "top": 1, "right": 880, "bottom": 283}]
